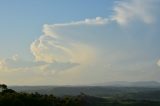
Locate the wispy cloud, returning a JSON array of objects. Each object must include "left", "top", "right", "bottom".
[
  {"left": 157, "top": 60, "right": 160, "bottom": 67},
  {"left": 48, "top": 17, "right": 108, "bottom": 27},
  {"left": 112, "top": 0, "right": 157, "bottom": 25},
  {"left": 42, "top": 17, "right": 109, "bottom": 37}
]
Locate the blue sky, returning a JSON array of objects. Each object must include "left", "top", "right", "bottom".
[{"left": 0, "top": 0, "right": 160, "bottom": 85}]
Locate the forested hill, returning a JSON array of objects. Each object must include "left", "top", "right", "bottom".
[{"left": 1, "top": 84, "right": 160, "bottom": 106}]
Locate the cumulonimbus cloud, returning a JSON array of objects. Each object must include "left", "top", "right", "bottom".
[
  {"left": 1, "top": 0, "right": 159, "bottom": 75},
  {"left": 30, "top": 15, "right": 110, "bottom": 65},
  {"left": 31, "top": 36, "right": 95, "bottom": 64}
]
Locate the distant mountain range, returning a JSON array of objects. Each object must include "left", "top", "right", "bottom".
[
  {"left": 9, "top": 81, "right": 160, "bottom": 99},
  {"left": 92, "top": 81, "right": 160, "bottom": 87}
]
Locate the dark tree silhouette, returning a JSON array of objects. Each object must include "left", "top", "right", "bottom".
[
  {"left": 0, "top": 84, "right": 7, "bottom": 90},
  {"left": 1, "top": 89, "right": 16, "bottom": 94}
]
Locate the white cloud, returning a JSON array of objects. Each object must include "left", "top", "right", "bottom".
[
  {"left": 50, "top": 17, "right": 108, "bottom": 27},
  {"left": 31, "top": 22, "right": 96, "bottom": 64},
  {"left": 31, "top": 36, "right": 95, "bottom": 64},
  {"left": 43, "top": 17, "right": 109, "bottom": 38},
  {"left": 42, "top": 17, "right": 108, "bottom": 37},
  {"left": 157, "top": 60, "right": 160, "bottom": 67},
  {"left": 0, "top": 56, "right": 78, "bottom": 74},
  {"left": 112, "top": 0, "right": 156, "bottom": 25}
]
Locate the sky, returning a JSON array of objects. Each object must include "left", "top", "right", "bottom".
[{"left": 0, "top": 0, "right": 160, "bottom": 85}]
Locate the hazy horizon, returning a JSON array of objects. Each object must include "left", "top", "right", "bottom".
[
  {"left": 0, "top": 0, "right": 160, "bottom": 85},
  {"left": 7, "top": 81, "right": 160, "bottom": 87}
]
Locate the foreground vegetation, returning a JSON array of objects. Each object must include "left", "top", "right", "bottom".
[{"left": 1, "top": 84, "right": 160, "bottom": 106}]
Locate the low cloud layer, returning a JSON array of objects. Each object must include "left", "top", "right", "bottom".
[{"left": 0, "top": 55, "right": 78, "bottom": 73}]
